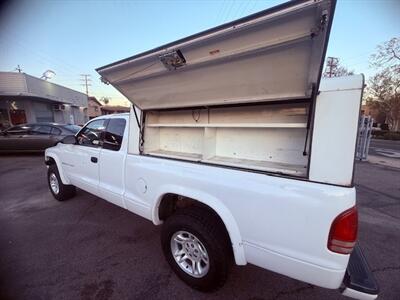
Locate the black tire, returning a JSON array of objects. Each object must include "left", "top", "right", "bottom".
[
  {"left": 47, "top": 164, "right": 76, "bottom": 201},
  {"left": 161, "top": 206, "right": 232, "bottom": 292}
]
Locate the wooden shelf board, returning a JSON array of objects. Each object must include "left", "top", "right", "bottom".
[
  {"left": 202, "top": 156, "right": 306, "bottom": 175},
  {"left": 146, "top": 123, "right": 307, "bottom": 128},
  {"left": 147, "top": 150, "right": 202, "bottom": 161},
  {"left": 146, "top": 150, "right": 306, "bottom": 176}
]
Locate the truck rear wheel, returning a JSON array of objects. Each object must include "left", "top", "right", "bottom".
[
  {"left": 161, "top": 206, "right": 231, "bottom": 292},
  {"left": 47, "top": 164, "right": 76, "bottom": 201}
]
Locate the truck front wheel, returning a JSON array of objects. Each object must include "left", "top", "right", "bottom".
[
  {"left": 47, "top": 164, "right": 76, "bottom": 201},
  {"left": 161, "top": 207, "right": 231, "bottom": 292}
]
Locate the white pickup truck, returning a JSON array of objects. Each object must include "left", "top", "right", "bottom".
[{"left": 45, "top": 0, "right": 379, "bottom": 298}]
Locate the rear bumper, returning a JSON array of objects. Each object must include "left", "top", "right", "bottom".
[{"left": 341, "top": 244, "right": 379, "bottom": 300}]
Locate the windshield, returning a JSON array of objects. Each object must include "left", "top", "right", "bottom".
[{"left": 62, "top": 124, "right": 82, "bottom": 133}]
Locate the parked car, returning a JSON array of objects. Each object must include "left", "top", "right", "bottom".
[
  {"left": 0, "top": 123, "right": 81, "bottom": 152},
  {"left": 45, "top": 0, "right": 378, "bottom": 299}
]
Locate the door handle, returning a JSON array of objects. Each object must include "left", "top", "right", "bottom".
[{"left": 91, "top": 157, "right": 98, "bottom": 163}]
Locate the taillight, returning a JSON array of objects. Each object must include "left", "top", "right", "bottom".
[{"left": 328, "top": 206, "right": 358, "bottom": 254}]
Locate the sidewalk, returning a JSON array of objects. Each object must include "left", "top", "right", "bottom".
[{"left": 366, "top": 154, "right": 400, "bottom": 169}]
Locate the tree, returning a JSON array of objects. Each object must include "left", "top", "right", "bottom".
[
  {"left": 366, "top": 69, "right": 400, "bottom": 131},
  {"left": 322, "top": 57, "right": 354, "bottom": 78},
  {"left": 366, "top": 38, "right": 400, "bottom": 131},
  {"left": 100, "top": 96, "right": 110, "bottom": 105},
  {"left": 370, "top": 37, "right": 400, "bottom": 72}
]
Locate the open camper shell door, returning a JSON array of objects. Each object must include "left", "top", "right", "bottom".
[{"left": 96, "top": 0, "right": 336, "bottom": 110}]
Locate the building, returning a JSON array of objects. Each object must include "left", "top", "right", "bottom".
[
  {"left": 101, "top": 105, "right": 130, "bottom": 115},
  {"left": 87, "top": 96, "right": 103, "bottom": 119},
  {"left": 87, "top": 97, "right": 130, "bottom": 119},
  {"left": 0, "top": 72, "right": 88, "bottom": 129}
]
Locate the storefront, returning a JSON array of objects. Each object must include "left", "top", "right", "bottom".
[{"left": 0, "top": 72, "right": 88, "bottom": 129}]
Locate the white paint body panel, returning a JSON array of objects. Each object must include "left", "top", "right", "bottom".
[
  {"left": 45, "top": 75, "right": 362, "bottom": 291},
  {"left": 64, "top": 145, "right": 100, "bottom": 196},
  {"left": 120, "top": 153, "right": 354, "bottom": 289},
  {"left": 99, "top": 148, "right": 126, "bottom": 208},
  {"left": 309, "top": 75, "right": 364, "bottom": 185},
  {"left": 96, "top": 0, "right": 333, "bottom": 110},
  {"left": 46, "top": 132, "right": 355, "bottom": 289}
]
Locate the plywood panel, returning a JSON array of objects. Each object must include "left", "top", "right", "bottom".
[
  {"left": 210, "top": 103, "right": 308, "bottom": 124},
  {"left": 203, "top": 128, "right": 216, "bottom": 159},
  {"left": 157, "top": 109, "right": 208, "bottom": 125},
  {"left": 159, "top": 127, "right": 203, "bottom": 155},
  {"left": 215, "top": 128, "right": 307, "bottom": 165},
  {"left": 143, "top": 127, "right": 160, "bottom": 152}
]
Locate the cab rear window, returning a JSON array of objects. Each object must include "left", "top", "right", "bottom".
[{"left": 103, "top": 119, "right": 126, "bottom": 151}]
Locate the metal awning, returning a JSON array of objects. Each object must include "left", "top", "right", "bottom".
[{"left": 0, "top": 72, "right": 87, "bottom": 107}]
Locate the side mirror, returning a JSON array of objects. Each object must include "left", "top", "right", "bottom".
[{"left": 61, "top": 135, "right": 77, "bottom": 144}]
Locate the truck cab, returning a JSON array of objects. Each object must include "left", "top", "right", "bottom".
[{"left": 45, "top": 0, "right": 378, "bottom": 298}]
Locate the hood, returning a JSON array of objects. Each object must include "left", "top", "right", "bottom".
[{"left": 97, "top": 0, "right": 336, "bottom": 110}]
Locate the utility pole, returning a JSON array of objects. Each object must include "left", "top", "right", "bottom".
[
  {"left": 324, "top": 57, "right": 338, "bottom": 78},
  {"left": 80, "top": 74, "right": 92, "bottom": 122},
  {"left": 15, "top": 65, "right": 22, "bottom": 73},
  {"left": 80, "top": 74, "right": 92, "bottom": 96}
]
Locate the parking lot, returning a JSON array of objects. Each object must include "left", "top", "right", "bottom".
[{"left": 0, "top": 154, "right": 399, "bottom": 300}]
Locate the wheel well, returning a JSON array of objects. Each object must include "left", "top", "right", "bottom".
[
  {"left": 45, "top": 157, "right": 56, "bottom": 165},
  {"left": 158, "top": 193, "right": 234, "bottom": 258}
]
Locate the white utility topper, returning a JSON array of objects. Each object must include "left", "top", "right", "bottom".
[{"left": 45, "top": 0, "right": 378, "bottom": 298}]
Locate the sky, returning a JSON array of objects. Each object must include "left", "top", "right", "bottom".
[{"left": 0, "top": 0, "right": 399, "bottom": 106}]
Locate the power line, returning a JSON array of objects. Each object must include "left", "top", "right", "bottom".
[
  {"left": 1, "top": 33, "right": 109, "bottom": 96},
  {"left": 340, "top": 51, "right": 372, "bottom": 64},
  {"left": 1, "top": 34, "right": 84, "bottom": 78},
  {"left": 113, "top": 61, "right": 158, "bottom": 83},
  {"left": 214, "top": 0, "right": 228, "bottom": 24},
  {"left": 248, "top": 0, "right": 259, "bottom": 15},
  {"left": 1, "top": 35, "right": 80, "bottom": 79},
  {"left": 222, "top": 0, "right": 237, "bottom": 23},
  {"left": 1, "top": 27, "right": 85, "bottom": 74},
  {"left": 1, "top": 26, "right": 144, "bottom": 100},
  {"left": 241, "top": 0, "right": 253, "bottom": 16},
  {"left": 232, "top": 1, "right": 247, "bottom": 20}
]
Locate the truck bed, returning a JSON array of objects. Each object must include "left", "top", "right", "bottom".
[{"left": 143, "top": 102, "right": 310, "bottom": 177}]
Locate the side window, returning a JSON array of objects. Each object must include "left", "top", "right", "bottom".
[
  {"left": 31, "top": 125, "right": 52, "bottom": 135},
  {"left": 51, "top": 127, "right": 62, "bottom": 135},
  {"left": 103, "top": 119, "right": 126, "bottom": 151},
  {"left": 6, "top": 126, "right": 31, "bottom": 135},
  {"left": 76, "top": 119, "right": 107, "bottom": 147}
]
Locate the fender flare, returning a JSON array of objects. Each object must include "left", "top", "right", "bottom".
[
  {"left": 152, "top": 185, "right": 247, "bottom": 265},
  {"left": 45, "top": 153, "right": 71, "bottom": 185}
]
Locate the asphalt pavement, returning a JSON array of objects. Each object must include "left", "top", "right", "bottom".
[
  {"left": 369, "top": 139, "right": 400, "bottom": 159},
  {"left": 0, "top": 154, "right": 399, "bottom": 300}
]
